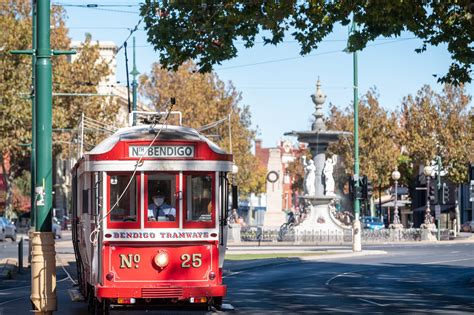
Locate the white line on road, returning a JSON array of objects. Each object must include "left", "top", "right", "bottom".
[
  {"left": 421, "top": 258, "right": 473, "bottom": 265},
  {"left": 358, "top": 298, "right": 388, "bottom": 307}
]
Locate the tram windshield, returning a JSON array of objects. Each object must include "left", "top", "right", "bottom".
[
  {"left": 109, "top": 175, "right": 137, "bottom": 222},
  {"left": 186, "top": 175, "right": 213, "bottom": 222},
  {"left": 147, "top": 175, "right": 176, "bottom": 222}
]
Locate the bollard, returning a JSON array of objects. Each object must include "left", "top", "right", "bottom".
[{"left": 18, "top": 236, "right": 24, "bottom": 274}]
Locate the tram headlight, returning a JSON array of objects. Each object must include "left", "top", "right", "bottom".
[{"left": 154, "top": 250, "right": 169, "bottom": 269}]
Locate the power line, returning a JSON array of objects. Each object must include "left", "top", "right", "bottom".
[{"left": 216, "top": 38, "right": 417, "bottom": 71}]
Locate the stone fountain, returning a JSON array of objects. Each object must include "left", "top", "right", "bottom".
[{"left": 285, "top": 79, "right": 352, "bottom": 235}]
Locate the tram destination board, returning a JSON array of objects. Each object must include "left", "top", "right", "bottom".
[{"left": 129, "top": 145, "right": 194, "bottom": 158}]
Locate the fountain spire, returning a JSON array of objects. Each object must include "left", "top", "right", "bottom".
[{"left": 311, "top": 78, "right": 327, "bottom": 132}]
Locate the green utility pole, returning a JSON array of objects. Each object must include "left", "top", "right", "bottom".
[
  {"left": 30, "top": 0, "right": 37, "bottom": 229},
  {"left": 35, "top": 0, "right": 53, "bottom": 232},
  {"left": 351, "top": 19, "right": 362, "bottom": 252},
  {"left": 11, "top": 1, "right": 75, "bottom": 312},
  {"left": 131, "top": 36, "right": 139, "bottom": 126}
]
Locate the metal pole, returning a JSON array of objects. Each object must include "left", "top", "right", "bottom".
[
  {"left": 131, "top": 37, "right": 139, "bottom": 126},
  {"left": 30, "top": 0, "right": 36, "bottom": 229},
  {"left": 425, "top": 175, "right": 432, "bottom": 225},
  {"left": 31, "top": 1, "right": 56, "bottom": 313},
  {"left": 393, "top": 179, "right": 400, "bottom": 225},
  {"left": 351, "top": 19, "right": 361, "bottom": 252},
  {"left": 35, "top": 0, "right": 52, "bottom": 232},
  {"left": 18, "top": 237, "right": 24, "bottom": 274},
  {"left": 436, "top": 156, "right": 441, "bottom": 240}
]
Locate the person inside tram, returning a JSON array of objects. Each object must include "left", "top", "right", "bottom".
[{"left": 148, "top": 189, "right": 176, "bottom": 222}]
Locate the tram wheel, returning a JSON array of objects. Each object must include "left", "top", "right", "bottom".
[
  {"left": 209, "top": 297, "right": 223, "bottom": 311},
  {"left": 93, "top": 298, "right": 109, "bottom": 315}
]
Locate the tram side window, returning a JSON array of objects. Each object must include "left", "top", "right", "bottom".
[
  {"left": 109, "top": 175, "right": 137, "bottom": 222},
  {"left": 147, "top": 177, "right": 176, "bottom": 222},
  {"left": 186, "top": 175, "right": 212, "bottom": 222}
]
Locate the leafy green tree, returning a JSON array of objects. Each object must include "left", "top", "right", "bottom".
[
  {"left": 140, "top": 0, "right": 473, "bottom": 84},
  {"left": 401, "top": 84, "right": 471, "bottom": 230},
  {"left": 401, "top": 84, "right": 471, "bottom": 183},
  {"left": 326, "top": 89, "right": 400, "bottom": 194},
  {"left": 139, "top": 61, "right": 266, "bottom": 195}
]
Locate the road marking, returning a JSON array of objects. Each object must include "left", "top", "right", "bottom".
[
  {"left": 358, "top": 298, "right": 388, "bottom": 307},
  {"left": 0, "top": 295, "right": 29, "bottom": 306},
  {"left": 421, "top": 258, "right": 473, "bottom": 265},
  {"left": 325, "top": 272, "right": 363, "bottom": 286}
]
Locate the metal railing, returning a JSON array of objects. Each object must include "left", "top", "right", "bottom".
[{"left": 238, "top": 227, "right": 453, "bottom": 243}]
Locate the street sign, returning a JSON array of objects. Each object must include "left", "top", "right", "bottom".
[{"left": 435, "top": 205, "right": 441, "bottom": 218}]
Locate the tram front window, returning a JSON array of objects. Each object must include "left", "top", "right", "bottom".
[
  {"left": 186, "top": 175, "right": 212, "bottom": 222},
  {"left": 109, "top": 175, "right": 137, "bottom": 222},
  {"left": 147, "top": 177, "right": 176, "bottom": 222}
]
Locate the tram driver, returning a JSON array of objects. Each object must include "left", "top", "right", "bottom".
[{"left": 148, "top": 189, "right": 176, "bottom": 222}]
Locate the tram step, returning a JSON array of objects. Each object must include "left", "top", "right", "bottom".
[{"left": 68, "top": 288, "right": 85, "bottom": 302}]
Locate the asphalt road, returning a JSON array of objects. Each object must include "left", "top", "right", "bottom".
[
  {"left": 224, "top": 243, "right": 474, "bottom": 314},
  {"left": 0, "top": 242, "right": 473, "bottom": 314}
]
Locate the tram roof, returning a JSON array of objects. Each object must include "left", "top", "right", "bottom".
[{"left": 88, "top": 125, "right": 227, "bottom": 156}]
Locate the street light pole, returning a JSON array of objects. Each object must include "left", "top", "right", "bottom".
[
  {"left": 390, "top": 168, "right": 402, "bottom": 229},
  {"left": 424, "top": 165, "right": 434, "bottom": 226}
]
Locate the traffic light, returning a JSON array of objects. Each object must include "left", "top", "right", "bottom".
[
  {"left": 361, "top": 176, "right": 373, "bottom": 200},
  {"left": 441, "top": 182, "right": 449, "bottom": 204},
  {"left": 349, "top": 176, "right": 362, "bottom": 200},
  {"left": 428, "top": 181, "right": 437, "bottom": 204}
]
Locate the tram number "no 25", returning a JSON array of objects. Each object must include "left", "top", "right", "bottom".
[
  {"left": 118, "top": 253, "right": 202, "bottom": 269},
  {"left": 181, "top": 253, "right": 202, "bottom": 268}
]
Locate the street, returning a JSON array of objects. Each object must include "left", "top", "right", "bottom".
[{"left": 0, "top": 236, "right": 473, "bottom": 314}]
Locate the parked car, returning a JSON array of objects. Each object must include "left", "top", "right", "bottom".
[
  {"left": 361, "top": 216, "right": 385, "bottom": 230},
  {"left": 461, "top": 221, "right": 474, "bottom": 233},
  {"left": 0, "top": 217, "right": 17, "bottom": 241},
  {"left": 53, "top": 217, "right": 62, "bottom": 239}
]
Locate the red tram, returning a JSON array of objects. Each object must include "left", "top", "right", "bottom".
[{"left": 71, "top": 118, "right": 232, "bottom": 313}]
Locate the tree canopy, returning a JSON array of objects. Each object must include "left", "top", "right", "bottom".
[
  {"left": 401, "top": 84, "right": 472, "bottom": 184},
  {"left": 139, "top": 61, "right": 266, "bottom": 195},
  {"left": 140, "top": 0, "right": 473, "bottom": 84},
  {"left": 326, "top": 89, "right": 400, "bottom": 192}
]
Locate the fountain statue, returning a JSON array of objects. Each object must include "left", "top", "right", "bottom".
[{"left": 285, "top": 79, "right": 351, "bottom": 236}]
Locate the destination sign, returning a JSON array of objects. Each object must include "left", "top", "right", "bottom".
[{"left": 129, "top": 145, "right": 194, "bottom": 158}]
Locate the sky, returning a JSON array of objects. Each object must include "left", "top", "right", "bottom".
[{"left": 55, "top": 1, "right": 472, "bottom": 148}]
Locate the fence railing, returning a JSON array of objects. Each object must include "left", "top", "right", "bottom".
[{"left": 238, "top": 226, "right": 453, "bottom": 243}]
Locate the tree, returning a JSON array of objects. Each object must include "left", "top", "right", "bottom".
[
  {"left": 401, "top": 84, "right": 471, "bottom": 230},
  {"left": 326, "top": 89, "right": 400, "bottom": 194},
  {"left": 139, "top": 61, "right": 266, "bottom": 195},
  {"left": 0, "top": 1, "right": 115, "bottom": 217},
  {"left": 401, "top": 84, "right": 471, "bottom": 183},
  {"left": 140, "top": 1, "right": 473, "bottom": 84}
]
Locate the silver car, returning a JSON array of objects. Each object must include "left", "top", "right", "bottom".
[{"left": 0, "top": 217, "right": 17, "bottom": 241}]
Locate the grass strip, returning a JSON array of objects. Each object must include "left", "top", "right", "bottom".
[{"left": 225, "top": 252, "right": 335, "bottom": 260}]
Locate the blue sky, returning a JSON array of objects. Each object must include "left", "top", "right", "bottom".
[{"left": 56, "top": 1, "right": 472, "bottom": 148}]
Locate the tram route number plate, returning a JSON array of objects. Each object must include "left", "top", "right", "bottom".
[{"left": 129, "top": 145, "right": 194, "bottom": 158}]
